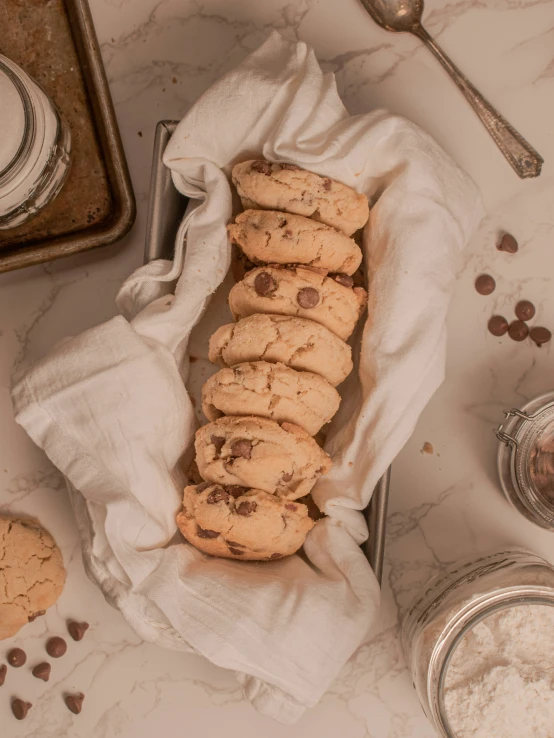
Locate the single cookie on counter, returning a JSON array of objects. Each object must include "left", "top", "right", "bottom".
[
  {"left": 231, "top": 160, "right": 369, "bottom": 236},
  {"left": 177, "top": 483, "right": 314, "bottom": 560},
  {"left": 228, "top": 209, "right": 362, "bottom": 275},
  {"left": 202, "top": 361, "right": 340, "bottom": 436},
  {"left": 195, "top": 416, "right": 332, "bottom": 498},
  {"left": 209, "top": 313, "right": 353, "bottom": 387},
  {"left": 0, "top": 517, "right": 66, "bottom": 640},
  {"left": 228, "top": 265, "right": 367, "bottom": 341}
]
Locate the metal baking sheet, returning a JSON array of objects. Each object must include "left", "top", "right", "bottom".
[
  {"left": 0, "top": 0, "right": 135, "bottom": 273},
  {"left": 144, "top": 120, "right": 390, "bottom": 584}
]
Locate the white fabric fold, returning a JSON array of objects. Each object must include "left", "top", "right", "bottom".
[{"left": 12, "top": 32, "right": 483, "bottom": 723}]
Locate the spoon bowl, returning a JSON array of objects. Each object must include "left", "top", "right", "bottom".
[{"left": 359, "top": 0, "right": 423, "bottom": 33}]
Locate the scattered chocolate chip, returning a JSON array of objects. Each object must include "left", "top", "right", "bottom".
[
  {"left": 65, "top": 692, "right": 85, "bottom": 715},
  {"left": 28, "top": 609, "right": 45, "bottom": 622},
  {"left": 508, "top": 320, "right": 529, "bottom": 342},
  {"left": 323, "top": 178, "right": 332, "bottom": 191},
  {"left": 230, "top": 439, "right": 252, "bottom": 459},
  {"left": 251, "top": 160, "right": 272, "bottom": 175},
  {"left": 196, "top": 526, "right": 220, "bottom": 539},
  {"left": 195, "top": 481, "right": 212, "bottom": 493},
  {"left": 0, "top": 664, "right": 6, "bottom": 686},
  {"left": 236, "top": 501, "right": 257, "bottom": 516},
  {"left": 46, "top": 637, "right": 67, "bottom": 659},
  {"left": 280, "top": 163, "right": 299, "bottom": 171},
  {"left": 285, "top": 504, "right": 297, "bottom": 511},
  {"left": 281, "top": 472, "right": 293, "bottom": 483},
  {"left": 11, "top": 698, "right": 32, "bottom": 720},
  {"left": 497, "top": 233, "right": 518, "bottom": 253},
  {"left": 210, "top": 435, "right": 225, "bottom": 453},
  {"left": 269, "top": 553, "right": 283, "bottom": 560},
  {"left": 488, "top": 315, "right": 509, "bottom": 337},
  {"left": 333, "top": 273, "right": 354, "bottom": 288},
  {"left": 207, "top": 487, "right": 230, "bottom": 504},
  {"left": 515, "top": 300, "right": 536, "bottom": 321},
  {"left": 296, "top": 287, "right": 320, "bottom": 308},
  {"left": 7, "top": 648, "right": 26, "bottom": 667},
  {"left": 530, "top": 326, "right": 552, "bottom": 347},
  {"left": 225, "top": 485, "right": 247, "bottom": 498},
  {"left": 254, "top": 271, "right": 277, "bottom": 296},
  {"left": 67, "top": 621, "right": 89, "bottom": 642},
  {"left": 421, "top": 442, "right": 434, "bottom": 455},
  {"left": 475, "top": 274, "right": 496, "bottom": 296},
  {"left": 32, "top": 662, "right": 51, "bottom": 682},
  {"left": 227, "top": 546, "right": 244, "bottom": 556}
]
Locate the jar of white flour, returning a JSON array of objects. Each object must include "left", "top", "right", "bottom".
[
  {"left": 0, "top": 54, "right": 72, "bottom": 229},
  {"left": 402, "top": 549, "right": 554, "bottom": 738}
]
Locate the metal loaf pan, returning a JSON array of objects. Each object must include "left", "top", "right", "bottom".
[
  {"left": 0, "top": 0, "right": 135, "bottom": 273},
  {"left": 144, "top": 121, "right": 390, "bottom": 584}
]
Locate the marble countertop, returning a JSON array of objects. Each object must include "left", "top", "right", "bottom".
[{"left": 2, "top": 0, "right": 554, "bottom": 735}]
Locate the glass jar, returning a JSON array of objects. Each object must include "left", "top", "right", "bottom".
[
  {"left": 0, "top": 54, "right": 72, "bottom": 229},
  {"left": 401, "top": 549, "right": 554, "bottom": 738},
  {"left": 496, "top": 391, "right": 554, "bottom": 530}
]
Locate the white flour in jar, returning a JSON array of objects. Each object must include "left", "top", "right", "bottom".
[{"left": 444, "top": 603, "right": 554, "bottom": 738}]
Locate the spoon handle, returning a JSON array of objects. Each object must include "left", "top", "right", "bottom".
[{"left": 413, "top": 25, "right": 543, "bottom": 179}]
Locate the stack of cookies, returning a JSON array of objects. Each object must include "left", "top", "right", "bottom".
[{"left": 176, "top": 160, "right": 370, "bottom": 561}]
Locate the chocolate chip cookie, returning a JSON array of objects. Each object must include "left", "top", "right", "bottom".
[
  {"left": 202, "top": 361, "right": 340, "bottom": 436},
  {"left": 209, "top": 313, "right": 353, "bottom": 387},
  {"left": 0, "top": 517, "right": 66, "bottom": 640},
  {"left": 177, "top": 483, "right": 314, "bottom": 560},
  {"left": 228, "top": 209, "right": 362, "bottom": 275},
  {"left": 231, "top": 160, "right": 369, "bottom": 236},
  {"left": 195, "top": 416, "right": 332, "bottom": 498},
  {"left": 228, "top": 265, "right": 367, "bottom": 341}
]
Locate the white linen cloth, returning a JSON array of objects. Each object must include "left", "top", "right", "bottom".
[{"left": 12, "top": 32, "right": 483, "bottom": 723}]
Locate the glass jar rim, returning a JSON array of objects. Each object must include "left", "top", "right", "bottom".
[
  {"left": 0, "top": 57, "right": 35, "bottom": 183},
  {"left": 436, "top": 595, "right": 554, "bottom": 738}
]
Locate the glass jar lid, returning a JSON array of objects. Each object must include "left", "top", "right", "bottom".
[{"left": 496, "top": 391, "right": 554, "bottom": 530}]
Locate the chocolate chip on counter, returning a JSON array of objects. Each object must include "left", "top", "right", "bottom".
[
  {"left": 0, "top": 664, "right": 6, "bottom": 686},
  {"left": 530, "top": 326, "right": 552, "bottom": 347},
  {"left": 11, "top": 698, "right": 32, "bottom": 720},
  {"left": 251, "top": 160, "right": 272, "bottom": 175},
  {"left": 7, "top": 648, "right": 26, "bottom": 667},
  {"left": 67, "top": 621, "right": 89, "bottom": 642},
  {"left": 508, "top": 320, "right": 529, "bottom": 342},
  {"left": 333, "top": 273, "right": 354, "bottom": 288},
  {"left": 488, "top": 315, "right": 509, "bottom": 337},
  {"left": 32, "top": 662, "right": 51, "bottom": 682},
  {"left": 296, "top": 287, "right": 320, "bottom": 308},
  {"left": 284, "top": 504, "right": 297, "bottom": 511},
  {"left": 207, "top": 487, "right": 230, "bottom": 505},
  {"left": 46, "top": 637, "right": 67, "bottom": 658},
  {"left": 225, "top": 485, "right": 247, "bottom": 498},
  {"left": 195, "top": 481, "right": 212, "bottom": 493},
  {"left": 64, "top": 692, "right": 85, "bottom": 715},
  {"left": 210, "top": 435, "right": 225, "bottom": 453},
  {"left": 236, "top": 501, "right": 257, "bottom": 517},
  {"left": 475, "top": 274, "right": 496, "bottom": 296},
  {"left": 196, "top": 526, "right": 220, "bottom": 539},
  {"left": 230, "top": 439, "right": 252, "bottom": 459},
  {"left": 281, "top": 472, "right": 293, "bottom": 483},
  {"left": 515, "top": 300, "right": 536, "bottom": 321},
  {"left": 497, "top": 233, "right": 518, "bottom": 253},
  {"left": 254, "top": 271, "right": 277, "bottom": 296}
]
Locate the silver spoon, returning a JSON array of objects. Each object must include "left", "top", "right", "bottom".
[{"left": 359, "top": 0, "right": 543, "bottom": 178}]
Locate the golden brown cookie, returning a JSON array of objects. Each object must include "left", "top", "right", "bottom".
[
  {"left": 228, "top": 209, "right": 362, "bottom": 275},
  {"left": 201, "top": 361, "right": 341, "bottom": 436},
  {"left": 209, "top": 313, "right": 353, "bottom": 387},
  {"left": 0, "top": 517, "right": 66, "bottom": 640},
  {"left": 177, "top": 483, "right": 314, "bottom": 560},
  {"left": 195, "top": 416, "right": 331, "bottom": 498},
  {"left": 231, "top": 160, "right": 369, "bottom": 236}
]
